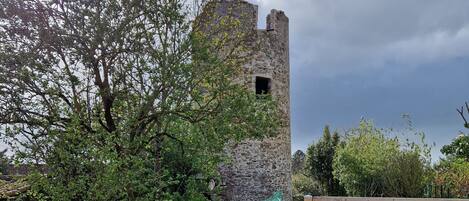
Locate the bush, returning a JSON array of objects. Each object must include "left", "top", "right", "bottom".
[
  {"left": 384, "top": 150, "right": 426, "bottom": 197},
  {"left": 333, "top": 120, "right": 429, "bottom": 197},
  {"left": 292, "top": 174, "right": 321, "bottom": 200},
  {"left": 434, "top": 158, "right": 469, "bottom": 198}
]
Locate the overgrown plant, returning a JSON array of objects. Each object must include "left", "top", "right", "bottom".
[
  {"left": 0, "top": 0, "right": 279, "bottom": 200},
  {"left": 433, "top": 158, "right": 469, "bottom": 198},
  {"left": 433, "top": 104, "right": 469, "bottom": 198},
  {"left": 333, "top": 119, "right": 431, "bottom": 197},
  {"left": 292, "top": 174, "right": 321, "bottom": 201}
]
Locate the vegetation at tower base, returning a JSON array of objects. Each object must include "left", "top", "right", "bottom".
[
  {"left": 333, "top": 120, "right": 432, "bottom": 197},
  {"left": 305, "top": 126, "right": 345, "bottom": 196},
  {"left": 0, "top": 0, "right": 279, "bottom": 200}
]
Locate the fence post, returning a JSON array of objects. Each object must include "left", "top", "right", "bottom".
[
  {"left": 440, "top": 185, "right": 444, "bottom": 198},
  {"left": 304, "top": 195, "right": 313, "bottom": 201}
]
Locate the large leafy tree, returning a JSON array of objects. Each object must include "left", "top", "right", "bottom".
[
  {"left": 0, "top": 0, "right": 278, "bottom": 200},
  {"left": 305, "top": 125, "right": 344, "bottom": 196}
]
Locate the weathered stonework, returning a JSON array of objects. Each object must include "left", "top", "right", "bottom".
[{"left": 200, "top": 1, "right": 291, "bottom": 200}]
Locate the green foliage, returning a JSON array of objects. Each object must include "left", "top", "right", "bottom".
[
  {"left": 292, "top": 150, "right": 306, "bottom": 175},
  {"left": 292, "top": 174, "right": 321, "bottom": 200},
  {"left": 0, "top": 177, "right": 31, "bottom": 200},
  {"left": 333, "top": 120, "right": 429, "bottom": 197},
  {"left": 333, "top": 121, "right": 397, "bottom": 197},
  {"left": 430, "top": 102, "right": 469, "bottom": 198},
  {"left": 383, "top": 150, "right": 427, "bottom": 197},
  {"left": 433, "top": 158, "right": 469, "bottom": 198},
  {"left": 441, "top": 134, "right": 469, "bottom": 161},
  {"left": 0, "top": 0, "right": 279, "bottom": 200},
  {"left": 305, "top": 126, "right": 344, "bottom": 196}
]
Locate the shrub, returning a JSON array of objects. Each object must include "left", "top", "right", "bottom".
[
  {"left": 333, "top": 120, "right": 428, "bottom": 197},
  {"left": 292, "top": 174, "right": 321, "bottom": 200},
  {"left": 434, "top": 158, "right": 469, "bottom": 198}
]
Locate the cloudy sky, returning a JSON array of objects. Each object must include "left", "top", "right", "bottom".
[{"left": 247, "top": 0, "right": 469, "bottom": 160}]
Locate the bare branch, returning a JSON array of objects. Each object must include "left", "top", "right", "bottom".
[{"left": 458, "top": 102, "right": 469, "bottom": 129}]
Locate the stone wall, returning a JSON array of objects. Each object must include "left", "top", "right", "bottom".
[
  {"left": 199, "top": 1, "right": 292, "bottom": 200},
  {"left": 3, "top": 164, "right": 48, "bottom": 176}
]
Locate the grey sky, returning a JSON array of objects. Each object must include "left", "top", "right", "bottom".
[{"left": 247, "top": 0, "right": 469, "bottom": 160}]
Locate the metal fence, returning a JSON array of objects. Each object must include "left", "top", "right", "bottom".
[{"left": 424, "top": 184, "right": 469, "bottom": 199}]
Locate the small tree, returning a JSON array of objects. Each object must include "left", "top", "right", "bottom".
[
  {"left": 306, "top": 125, "right": 344, "bottom": 196},
  {"left": 292, "top": 150, "right": 306, "bottom": 175}
]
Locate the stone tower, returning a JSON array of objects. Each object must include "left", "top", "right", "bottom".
[{"left": 199, "top": 1, "right": 291, "bottom": 200}]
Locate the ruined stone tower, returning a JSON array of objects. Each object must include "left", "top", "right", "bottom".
[{"left": 199, "top": 1, "right": 291, "bottom": 200}]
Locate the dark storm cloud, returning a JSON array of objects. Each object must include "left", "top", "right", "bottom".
[
  {"left": 251, "top": 0, "right": 469, "bottom": 75},
  {"left": 248, "top": 0, "right": 469, "bottom": 158}
]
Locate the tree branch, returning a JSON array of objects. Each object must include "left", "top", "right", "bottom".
[{"left": 458, "top": 102, "right": 469, "bottom": 129}]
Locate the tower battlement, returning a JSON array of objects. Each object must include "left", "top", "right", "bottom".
[{"left": 200, "top": 0, "right": 289, "bottom": 41}]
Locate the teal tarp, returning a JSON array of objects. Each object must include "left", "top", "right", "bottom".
[{"left": 264, "top": 191, "right": 283, "bottom": 201}]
